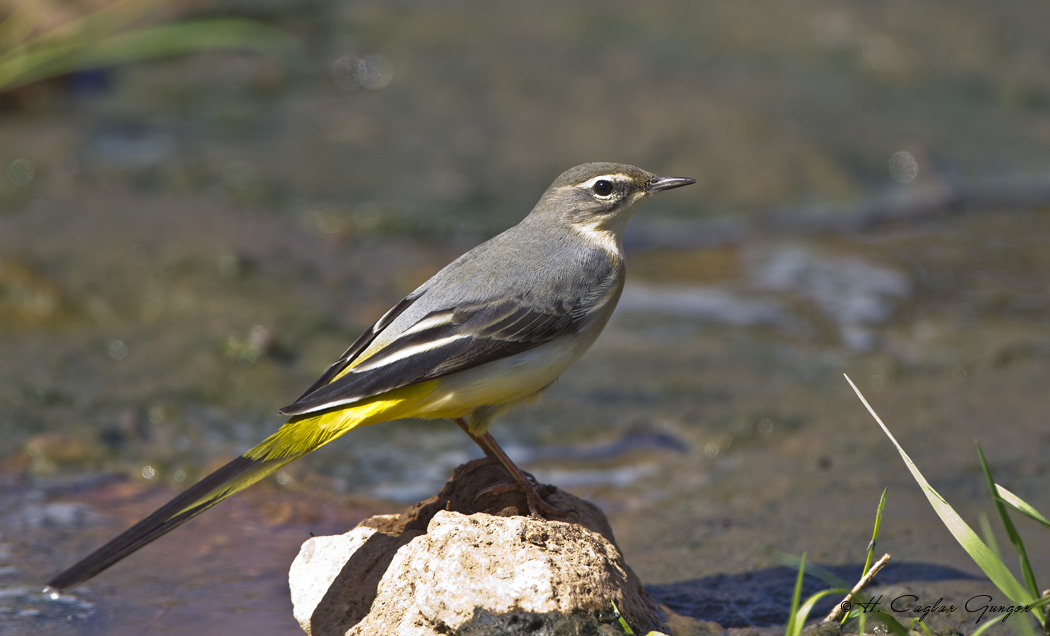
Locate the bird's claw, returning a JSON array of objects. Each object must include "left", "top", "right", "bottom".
[{"left": 474, "top": 479, "right": 576, "bottom": 519}]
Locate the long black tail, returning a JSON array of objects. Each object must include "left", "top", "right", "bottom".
[
  {"left": 46, "top": 407, "right": 370, "bottom": 591},
  {"left": 46, "top": 454, "right": 285, "bottom": 592}
]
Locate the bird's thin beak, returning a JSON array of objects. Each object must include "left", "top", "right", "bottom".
[{"left": 647, "top": 175, "right": 696, "bottom": 193}]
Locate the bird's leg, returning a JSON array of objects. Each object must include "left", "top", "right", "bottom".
[
  {"left": 454, "top": 417, "right": 498, "bottom": 461},
  {"left": 472, "top": 431, "right": 573, "bottom": 519},
  {"left": 454, "top": 417, "right": 570, "bottom": 518}
]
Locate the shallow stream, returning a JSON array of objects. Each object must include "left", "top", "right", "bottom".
[{"left": 2, "top": 2, "right": 1049, "bottom": 634}]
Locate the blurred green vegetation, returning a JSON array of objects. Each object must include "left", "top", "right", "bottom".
[{"left": 0, "top": 0, "right": 297, "bottom": 92}]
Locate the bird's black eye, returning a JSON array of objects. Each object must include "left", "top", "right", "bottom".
[{"left": 592, "top": 179, "right": 614, "bottom": 197}]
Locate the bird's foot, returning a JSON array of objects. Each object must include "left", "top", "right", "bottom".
[
  {"left": 474, "top": 477, "right": 575, "bottom": 519},
  {"left": 458, "top": 426, "right": 576, "bottom": 518}
]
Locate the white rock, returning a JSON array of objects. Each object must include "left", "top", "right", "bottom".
[{"left": 288, "top": 462, "right": 680, "bottom": 635}]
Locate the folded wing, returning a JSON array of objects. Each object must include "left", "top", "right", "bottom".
[{"left": 280, "top": 294, "right": 580, "bottom": 415}]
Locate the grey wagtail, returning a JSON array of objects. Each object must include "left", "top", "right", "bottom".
[{"left": 45, "top": 162, "right": 694, "bottom": 592}]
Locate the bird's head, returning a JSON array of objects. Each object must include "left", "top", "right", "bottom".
[{"left": 530, "top": 162, "right": 694, "bottom": 250}]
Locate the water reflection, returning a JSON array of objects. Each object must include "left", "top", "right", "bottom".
[
  {"left": 331, "top": 54, "right": 394, "bottom": 91},
  {"left": 889, "top": 150, "right": 920, "bottom": 183},
  {"left": 7, "top": 159, "right": 34, "bottom": 186}
]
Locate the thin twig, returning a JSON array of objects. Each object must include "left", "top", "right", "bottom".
[{"left": 821, "top": 553, "right": 892, "bottom": 624}]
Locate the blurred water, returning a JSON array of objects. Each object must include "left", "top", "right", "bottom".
[{"left": 1, "top": 1, "right": 1049, "bottom": 634}]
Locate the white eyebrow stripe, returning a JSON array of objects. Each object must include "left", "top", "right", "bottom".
[{"left": 573, "top": 174, "right": 633, "bottom": 190}]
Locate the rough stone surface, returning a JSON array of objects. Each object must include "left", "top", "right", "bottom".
[{"left": 289, "top": 460, "right": 699, "bottom": 636}]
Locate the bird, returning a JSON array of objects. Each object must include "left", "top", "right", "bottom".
[{"left": 45, "top": 162, "right": 694, "bottom": 593}]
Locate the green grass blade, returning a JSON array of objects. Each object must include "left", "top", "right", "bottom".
[
  {"left": 784, "top": 553, "right": 807, "bottom": 636},
  {"left": 610, "top": 601, "right": 635, "bottom": 635},
  {"left": 1011, "top": 608, "right": 1038, "bottom": 636},
  {"left": 1014, "top": 576, "right": 1050, "bottom": 634},
  {"left": 997, "top": 485, "right": 1050, "bottom": 530},
  {"left": 766, "top": 548, "right": 849, "bottom": 589},
  {"left": 844, "top": 374, "right": 1034, "bottom": 607},
  {"left": 0, "top": 36, "right": 88, "bottom": 88},
  {"left": 842, "top": 489, "right": 889, "bottom": 626},
  {"left": 864, "top": 488, "right": 887, "bottom": 578},
  {"left": 968, "top": 598, "right": 1047, "bottom": 636},
  {"left": 74, "top": 19, "right": 298, "bottom": 62},
  {"left": 979, "top": 512, "right": 1003, "bottom": 561},
  {"left": 977, "top": 442, "right": 1040, "bottom": 604},
  {"left": 911, "top": 616, "right": 935, "bottom": 636},
  {"left": 790, "top": 588, "right": 850, "bottom": 635}
]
